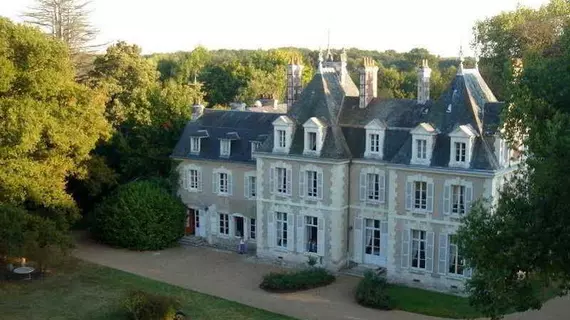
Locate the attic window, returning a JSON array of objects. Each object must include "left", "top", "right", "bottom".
[
  {"left": 364, "top": 119, "right": 386, "bottom": 159},
  {"left": 308, "top": 132, "right": 317, "bottom": 151},
  {"left": 455, "top": 142, "right": 467, "bottom": 162},
  {"left": 251, "top": 141, "right": 262, "bottom": 159},
  {"left": 277, "top": 130, "right": 286, "bottom": 148},
  {"left": 220, "top": 139, "right": 231, "bottom": 157},
  {"left": 190, "top": 137, "right": 201, "bottom": 154},
  {"left": 416, "top": 139, "right": 427, "bottom": 159}
]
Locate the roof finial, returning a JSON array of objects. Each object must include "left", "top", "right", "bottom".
[
  {"left": 340, "top": 47, "right": 347, "bottom": 62},
  {"left": 458, "top": 45, "right": 465, "bottom": 74},
  {"left": 326, "top": 29, "right": 333, "bottom": 61}
]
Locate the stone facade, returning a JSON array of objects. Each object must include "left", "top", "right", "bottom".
[{"left": 172, "top": 50, "right": 516, "bottom": 293}]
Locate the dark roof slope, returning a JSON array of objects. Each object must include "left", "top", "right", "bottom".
[{"left": 171, "top": 110, "right": 281, "bottom": 163}]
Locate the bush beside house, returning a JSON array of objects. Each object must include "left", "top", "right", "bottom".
[
  {"left": 355, "top": 271, "right": 392, "bottom": 310},
  {"left": 123, "top": 290, "right": 182, "bottom": 320},
  {"left": 90, "top": 180, "right": 186, "bottom": 250},
  {"left": 259, "top": 267, "right": 335, "bottom": 292}
]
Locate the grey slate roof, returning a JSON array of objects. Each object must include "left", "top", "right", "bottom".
[
  {"left": 171, "top": 109, "right": 282, "bottom": 163},
  {"left": 172, "top": 62, "right": 505, "bottom": 171}
]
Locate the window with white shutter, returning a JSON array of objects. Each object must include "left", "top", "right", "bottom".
[
  {"left": 438, "top": 233, "right": 448, "bottom": 275},
  {"left": 411, "top": 229, "right": 426, "bottom": 269},
  {"left": 401, "top": 229, "right": 410, "bottom": 268}
]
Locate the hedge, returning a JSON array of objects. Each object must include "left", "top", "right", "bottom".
[
  {"left": 259, "top": 267, "right": 335, "bottom": 292},
  {"left": 355, "top": 271, "right": 392, "bottom": 310}
]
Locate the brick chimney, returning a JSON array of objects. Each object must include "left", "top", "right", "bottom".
[
  {"left": 286, "top": 56, "right": 304, "bottom": 109},
  {"left": 417, "top": 59, "right": 431, "bottom": 104},
  {"left": 359, "top": 57, "right": 378, "bottom": 109}
]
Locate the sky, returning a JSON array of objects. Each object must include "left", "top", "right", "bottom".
[{"left": 1, "top": 0, "right": 551, "bottom": 57}]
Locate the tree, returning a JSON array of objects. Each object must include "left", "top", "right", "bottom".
[
  {"left": 0, "top": 18, "right": 110, "bottom": 227},
  {"left": 457, "top": 3, "right": 570, "bottom": 318},
  {"left": 472, "top": 0, "right": 570, "bottom": 99},
  {"left": 90, "top": 180, "right": 186, "bottom": 250},
  {"left": 23, "top": 0, "right": 99, "bottom": 70}
]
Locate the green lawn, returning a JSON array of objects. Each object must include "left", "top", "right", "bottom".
[
  {"left": 0, "top": 259, "right": 294, "bottom": 320},
  {"left": 386, "top": 284, "right": 481, "bottom": 319}
]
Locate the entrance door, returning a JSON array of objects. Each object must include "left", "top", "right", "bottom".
[
  {"left": 234, "top": 216, "right": 244, "bottom": 238},
  {"left": 185, "top": 209, "right": 196, "bottom": 236},
  {"left": 363, "top": 219, "right": 383, "bottom": 265},
  {"left": 195, "top": 210, "right": 206, "bottom": 237}
]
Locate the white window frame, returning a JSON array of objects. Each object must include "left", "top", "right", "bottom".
[
  {"left": 299, "top": 164, "right": 324, "bottom": 200},
  {"left": 251, "top": 141, "right": 262, "bottom": 159},
  {"left": 414, "top": 181, "right": 428, "bottom": 210},
  {"left": 219, "top": 213, "right": 229, "bottom": 235},
  {"left": 448, "top": 125, "right": 477, "bottom": 168},
  {"left": 213, "top": 168, "right": 232, "bottom": 196},
  {"left": 451, "top": 185, "right": 466, "bottom": 215},
  {"left": 448, "top": 234, "right": 466, "bottom": 276},
  {"left": 304, "top": 216, "right": 318, "bottom": 253},
  {"left": 303, "top": 117, "right": 326, "bottom": 155},
  {"left": 220, "top": 139, "right": 231, "bottom": 157},
  {"left": 405, "top": 175, "right": 434, "bottom": 213},
  {"left": 244, "top": 172, "right": 257, "bottom": 199},
  {"left": 270, "top": 162, "right": 292, "bottom": 197},
  {"left": 410, "top": 123, "right": 437, "bottom": 166},
  {"left": 272, "top": 116, "right": 294, "bottom": 153},
  {"left": 443, "top": 178, "right": 473, "bottom": 216},
  {"left": 411, "top": 229, "right": 427, "bottom": 270},
  {"left": 276, "top": 212, "right": 288, "bottom": 249},
  {"left": 183, "top": 164, "right": 202, "bottom": 192},
  {"left": 359, "top": 167, "right": 386, "bottom": 204},
  {"left": 364, "top": 119, "right": 386, "bottom": 159},
  {"left": 190, "top": 137, "right": 201, "bottom": 154}
]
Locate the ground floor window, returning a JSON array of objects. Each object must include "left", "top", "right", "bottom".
[
  {"left": 448, "top": 234, "right": 465, "bottom": 275},
  {"left": 364, "top": 219, "right": 381, "bottom": 256},
  {"left": 250, "top": 218, "right": 256, "bottom": 240},
  {"left": 234, "top": 216, "right": 244, "bottom": 238},
  {"left": 276, "top": 212, "right": 288, "bottom": 248},
  {"left": 305, "top": 216, "right": 318, "bottom": 253},
  {"left": 219, "top": 213, "right": 229, "bottom": 235},
  {"left": 411, "top": 229, "right": 426, "bottom": 269}
]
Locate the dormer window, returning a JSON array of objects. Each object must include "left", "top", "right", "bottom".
[
  {"left": 364, "top": 119, "right": 386, "bottom": 159},
  {"left": 251, "top": 141, "right": 262, "bottom": 159},
  {"left": 307, "top": 132, "right": 317, "bottom": 151},
  {"left": 410, "top": 123, "right": 437, "bottom": 165},
  {"left": 220, "top": 139, "right": 231, "bottom": 157},
  {"left": 454, "top": 142, "right": 466, "bottom": 162},
  {"left": 448, "top": 125, "right": 478, "bottom": 168},
  {"left": 277, "top": 130, "right": 286, "bottom": 148},
  {"left": 190, "top": 137, "right": 201, "bottom": 154},
  {"left": 303, "top": 117, "right": 326, "bottom": 155},
  {"left": 272, "top": 116, "right": 294, "bottom": 153},
  {"left": 416, "top": 139, "right": 427, "bottom": 159}
]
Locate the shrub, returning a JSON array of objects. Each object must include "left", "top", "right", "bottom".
[
  {"left": 123, "top": 290, "right": 180, "bottom": 320},
  {"left": 90, "top": 179, "right": 186, "bottom": 250},
  {"left": 355, "top": 271, "right": 392, "bottom": 310},
  {"left": 260, "top": 267, "right": 335, "bottom": 292}
]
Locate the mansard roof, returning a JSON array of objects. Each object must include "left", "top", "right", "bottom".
[{"left": 171, "top": 110, "right": 281, "bottom": 163}]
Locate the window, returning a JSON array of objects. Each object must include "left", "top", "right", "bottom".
[
  {"left": 251, "top": 141, "right": 261, "bottom": 158},
  {"left": 276, "top": 167, "right": 289, "bottom": 195},
  {"left": 250, "top": 218, "right": 256, "bottom": 240},
  {"left": 416, "top": 139, "right": 427, "bottom": 159},
  {"left": 220, "top": 139, "right": 231, "bottom": 157},
  {"left": 411, "top": 229, "right": 426, "bottom": 269},
  {"left": 455, "top": 142, "right": 466, "bottom": 162},
  {"left": 187, "top": 169, "right": 200, "bottom": 191},
  {"left": 414, "top": 181, "right": 427, "bottom": 210},
  {"left": 234, "top": 216, "right": 244, "bottom": 238},
  {"left": 219, "top": 214, "right": 229, "bottom": 235},
  {"left": 369, "top": 133, "right": 380, "bottom": 153},
  {"left": 305, "top": 216, "right": 318, "bottom": 253},
  {"left": 190, "top": 137, "right": 200, "bottom": 153},
  {"left": 276, "top": 212, "right": 288, "bottom": 248},
  {"left": 277, "top": 130, "right": 286, "bottom": 148},
  {"left": 307, "top": 131, "right": 317, "bottom": 151},
  {"left": 306, "top": 170, "right": 318, "bottom": 198},
  {"left": 219, "top": 172, "right": 229, "bottom": 194},
  {"left": 451, "top": 185, "right": 466, "bottom": 214},
  {"left": 246, "top": 176, "right": 256, "bottom": 198},
  {"left": 366, "top": 173, "right": 381, "bottom": 202},
  {"left": 448, "top": 235, "right": 465, "bottom": 275}
]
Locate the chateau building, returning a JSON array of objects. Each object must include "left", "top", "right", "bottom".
[{"left": 171, "top": 49, "right": 517, "bottom": 292}]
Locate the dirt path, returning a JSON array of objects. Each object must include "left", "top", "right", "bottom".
[{"left": 72, "top": 239, "right": 569, "bottom": 320}]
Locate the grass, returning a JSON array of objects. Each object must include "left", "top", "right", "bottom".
[
  {"left": 385, "top": 284, "right": 481, "bottom": 319},
  {"left": 0, "top": 259, "right": 294, "bottom": 320}
]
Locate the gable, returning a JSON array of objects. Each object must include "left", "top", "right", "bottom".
[
  {"left": 364, "top": 118, "right": 387, "bottom": 130},
  {"left": 303, "top": 117, "right": 326, "bottom": 128},
  {"left": 410, "top": 122, "right": 437, "bottom": 135},
  {"left": 449, "top": 124, "right": 478, "bottom": 138},
  {"left": 273, "top": 115, "right": 294, "bottom": 126}
]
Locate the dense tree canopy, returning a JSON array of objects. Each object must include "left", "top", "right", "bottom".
[
  {"left": 458, "top": 1, "right": 570, "bottom": 318},
  {"left": 0, "top": 18, "right": 110, "bottom": 226}
]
